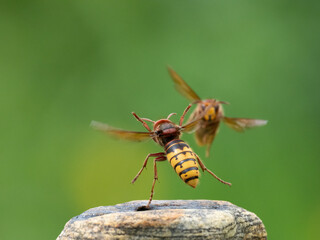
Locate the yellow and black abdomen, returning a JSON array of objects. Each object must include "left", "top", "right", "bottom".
[{"left": 165, "top": 139, "right": 200, "bottom": 188}]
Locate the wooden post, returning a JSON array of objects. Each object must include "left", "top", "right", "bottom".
[{"left": 57, "top": 200, "right": 267, "bottom": 239}]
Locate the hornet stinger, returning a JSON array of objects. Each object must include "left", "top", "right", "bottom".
[
  {"left": 168, "top": 67, "right": 268, "bottom": 157},
  {"left": 91, "top": 104, "right": 231, "bottom": 209}
]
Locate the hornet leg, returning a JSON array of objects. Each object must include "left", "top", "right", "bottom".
[
  {"left": 146, "top": 156, "right": 167, "bottom": 209},
  {"left": 179, "top": 104, "right": 192, "bottom": 126},
  {"left": 131, "top": 152, "right": 165, "bottom": 183},
  {"left": 132, "top": 112, "right": 152, "bottom": 132},
  {"left": 195, "top": 153, "right": 232, "bottom": 186}
]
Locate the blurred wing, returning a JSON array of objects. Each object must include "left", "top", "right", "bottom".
[
  {"left": 223, "top": 117, "right": 268, "bottom": 132},
  {"left": 194, "top": 121, "right": 220, "bottom": 157},
  {"left": 204, "top": 122, "right": 220, "bottom": 157},
  {"left": 181, "top": 105, "right": 211, "bottom": 133},
  {"left": 180, "top": 118, "right": 200, "bottom": 133},
  {"left": 90, "top": 121, "right": 154, "bottom": 141},
  {"left": 167, "top": 66, "right": 201, "bottom": 102},
  {"left": 181, "top": 107, "right": 210, "bottom": 133},
  {"left": 186, "top": 106, "right": 202, "bottom": 124}
]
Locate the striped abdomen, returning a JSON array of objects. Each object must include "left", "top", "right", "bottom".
[{"left": 165, "top": 139, "right": 200, "bottom": 188}]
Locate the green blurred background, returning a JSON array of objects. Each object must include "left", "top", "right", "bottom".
[{"left": 1, "top": 0, "right": 319, "bottom": 239}]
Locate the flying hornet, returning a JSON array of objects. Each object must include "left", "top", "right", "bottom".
[
  {"left": 168, "top": 67, "right": 268, "bottom": 157},
  {"left": 91, "top": 104, "right": 231, "bottom": 209}
]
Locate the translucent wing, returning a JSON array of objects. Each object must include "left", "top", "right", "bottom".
[
  {"left": 223, "top": 117, "right": 268, "bottom": 132},
  {"left": 168, "top": 66, "right": 201, "bottom": 102},
  {"left": 180, "top": 118, "right": 201, "bottom": 133},
  {"left": 90, "top": 121, "right": 154, "bottom": 141},
  {"left": 186, "top": 105, "right": 202, "bottom": 124},
  {"left": 180, "top": 106, "right": 211, "bottom": 133},
  {"left": 194, "top": 121, "right": 220, "bottom": 157}
]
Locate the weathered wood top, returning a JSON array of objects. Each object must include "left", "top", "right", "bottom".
[{"left": 58, "top": 200, "right": 267, "bottom": 240}]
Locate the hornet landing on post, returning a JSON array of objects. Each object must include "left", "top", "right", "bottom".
[{"left": 91, "top": 104, "right": 231, "bottom": 209}]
